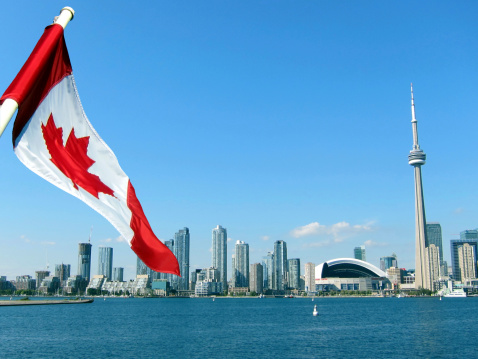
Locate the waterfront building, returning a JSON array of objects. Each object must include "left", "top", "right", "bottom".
[
  {"left": 458, "top": 243, "right": 476, "bottom": 281},
  {"left": 14, "top": 275, "right": 36, "bottom": 290},
  {"left": 250, "top": 263, "right": 263, "bottom": 294},
  {"left": 354, "top": 246, "right": 366, "bottom": 261},
  {"left": 315, "top": 258, "right": 389, "bottom": 291},
  {"left": 304, "top": 262, "right": 316, "bottom": 292},
  {"left": 174, "top": 227, "right": 190, "bottom": 291},
  {"left": 233, "top": 240, "right": 249, "bottom": 288},
  {"left": 288, "top": 258, "right": 300, "bottom": 290},
  {"left": 63, "top": 275, "right": 84, "bottom": 294},
  {"left": 54, "top": 264, "right": 71, "bottom": 288},
  {"left": 152, "top": 279, "right": 170, "bottom": 296},
  {"left": 262, "top": 252, "right": 274, "bottom": 290},
  {"left": 35, "top": 270, "right": 50, "bottom": 289},
  {"left": 38, "top": 276, "right": 61, "bottom": 294},
  {"left": 87, "top": 275, "right": 106, "bottom": 292},
  {"left": 450, "top": 239, "right": 478, "bottom": 282},
  {"left": 98, "top": 247, "right": 113, "bottom": 280},
  {"left": 113, "top": 267, "right": 124, "bottom": 282},
  {"left": 78, "top": 242, "right": 92, "bottom": 281},
  {"left": 426, "top": 223, "right": 443, "bottom": 261},
  {"left": 408, "top": 85, "right": 431, "bottom": 290},
  {"left": 54, "top": 264, "right": 71, "bottom": 284},
  {"left": 386, "top": 267, "right": 403, "bottom": 289},
  {"left": 426, "top": 222, "right": 447, "bottom": 276},
  {"left": 132, "top": 274, "right": 152, "bottom": 296},
  {"left": 273, "top": 240, "right": 287, "bottom": 291},
  {"left": 195, "top": 280, "right": 223, "bottom": 296},
  {"left": 380, "top": 254, "right": 397, "bottom": 272},
  {"left": 425, "top": 244, "right": 441, "bottom": 290},
  {"left": 212, "top": 225, "right": 227, "bottom": 291}
]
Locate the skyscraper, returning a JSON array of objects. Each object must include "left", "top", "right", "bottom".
[
  {"left": 174, "top": 227, "right": 190, "bottom": 291},
  {"left": 233, "top": 240, "right": 249, "bottom": 288},
  {"left": 212, "top": 225, "right": 227, "bottom": 292},
  {"left": 55, "top": 264, "right": 70, "bottom": 284},
  {"left": 304, "top": 262, "right": 316, "bottom": 292},
  {"left": 380, "top": 254, "right": 398, "bottom": 272},
  {"left": 426, "top": 223, "right": 443, "bottom": 260},
  {"left": 78, "top": 242, "right": 92, "bottom": 281},
  {"left": 98, "top": 247, "right": 113, "bottom": 280},
  {"left": 113, "top": 267, "right": 124, "bottom": 282},
  {"left": 450, "top": 238, "right": 478, "bottom": 282},
  {"left": 273, "top": 240, "right": 287, "bottom": 291},
  {"left": 287, "top": 258, "right": 300, "bottom": 290},
  {"left": 249, "top": 263, "right": 263, "bottom": 294},
  {"left": 262, "top": 252, "right": 274, "bottom": 290},
  {"left": 136, "top": 256, "right": 149, "bottom": 276},
  {"left": 354, "top": 246, "right": 366, "bottom": 261},
  {"left": 408, "top": 85, "right": 430, "bottom": 290},
  {"left": 458, "top": 243, "right": 477, "bottom": 281}
]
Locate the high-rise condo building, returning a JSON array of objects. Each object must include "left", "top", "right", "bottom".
[
  {"left": 425, "top": 244, "right": 441, "bottom": 290},
  {"left": 250, "top": 263, "right": 263, "bottom": 294},
  {"left": 273, "top": 240, "right": 287, "bottom": 291},
  {"left": 212, "top": 225, "right": 227, "bottom": 291},
  {"left": 55, "top": 264, "right": 71, "bottom": 283},
  {"left": 380, "top": 254, "right": 397, "bottom": 272},
  {"left": 98, "top": 247, "right": 113, "bottom": 280},
  {"left": 450, "top": 238, "right": 478, "bottom": 282},
  {"left": 426, "top": 223, "right": 443, "bottom": 261},
  {"left": 136, "top": 256, "right": 150, "bottom": 276},
  {"left": 35, "top": 270, "right": 50, "bottom": 289},
  {"left": 458, "top": 244, "right": 477, "bottom": 281},
  {"left": 174, "top": 227, "right": 190, "bottom": 291},
  {"left": 354, "top": 246, "right": 366, "bottom": 261},
  {"left": 262, "top": 252, "right": 274, "bottom": 290},
  {"left": 288, "top": 258, "right": 300, "bottom": 290},
  {"left": 78, "top": 242, "right": 92, "bottom": 281},
  {"left": 408, "top": 85, "right": 431, "bottom": 290},
  {"left": 233, "top": 240, "right": 249, "bottom": 288},
  {"left": 113, "top": 267, "right": 124, "bottom": 282},
  {"left": 304, "top": 262, "right": 316, "bottom": 292}
]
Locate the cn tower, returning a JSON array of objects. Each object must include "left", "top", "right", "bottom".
[{"left": 408, "top": 84, "right": 429, "bottom": 290}]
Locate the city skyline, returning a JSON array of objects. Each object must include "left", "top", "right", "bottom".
[{"left": 1, "top": 2, "right": 478, "bottom": 281}]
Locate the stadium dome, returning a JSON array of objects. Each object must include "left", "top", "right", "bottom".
[{"left": 316, "top": 258, "right": 386, "bottom": 279}]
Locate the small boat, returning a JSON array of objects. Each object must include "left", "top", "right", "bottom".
[
  {"left": 313, "top": 305, "right": 318, "bottom": 316},
  {"left": 439, "top": 296, "right": 442, "bottom": 301}
]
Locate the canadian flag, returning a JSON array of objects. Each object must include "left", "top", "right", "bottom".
[{"left": 0, "top": 23, "right": 180, "bottom": 276}]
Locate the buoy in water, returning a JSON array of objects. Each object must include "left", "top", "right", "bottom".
[{"left": 313, "top": 304, "right": 318, "bottom": 316}]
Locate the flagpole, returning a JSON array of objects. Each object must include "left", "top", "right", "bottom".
[{"left": 0, "top": 7, "right": 75, "bottom": 139}]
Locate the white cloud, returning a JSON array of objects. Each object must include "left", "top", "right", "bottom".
[
  {"left": 290, "top": 222, "right": 325, "bottom": 238},
  {"left": 291, "top": 221, "right": 373, "bottom": 240},
  {"left": 261, "top": 235, "right": 270, "bottom": 241}
]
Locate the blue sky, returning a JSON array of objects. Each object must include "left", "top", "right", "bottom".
[{"left": 1, "top": 1, "right": 477, "bottom": 281}]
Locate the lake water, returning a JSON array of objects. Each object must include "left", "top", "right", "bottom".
[{"left": 1, "top": 296, "right": 477, "bottom": 358}]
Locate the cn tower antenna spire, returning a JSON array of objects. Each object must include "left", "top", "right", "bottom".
[{"left": 408, "top": 84, "right": 429, "bottom": 290}]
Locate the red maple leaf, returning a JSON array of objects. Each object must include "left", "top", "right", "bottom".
[{"left": 41, "top": 114, "right": 115, "bottom": 199}]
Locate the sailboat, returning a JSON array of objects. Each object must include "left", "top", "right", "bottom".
[{"left": 313, "top": 305, "right": 318, "bottom": 316}]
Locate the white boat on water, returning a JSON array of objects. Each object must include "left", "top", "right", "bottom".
[
  {"left": 444, "top": 289, "right": 466, "bottom": 298},
  {"left": 313, "top": 305, "right": 318, "bottom": 316}
]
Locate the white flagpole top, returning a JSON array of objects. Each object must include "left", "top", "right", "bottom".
[
  {"left": 0, "top": 7, "right": 75, "bottom": 139},
  {"left": 54, "top": 7, "right": 75, "bottom": 29},
  {"left": 0, "top": 99, "right": 19, "bottom": 139}
]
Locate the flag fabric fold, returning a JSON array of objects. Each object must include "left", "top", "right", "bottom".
[{"left": 0, "top": 24, "right": 180, "bottom": 276}]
